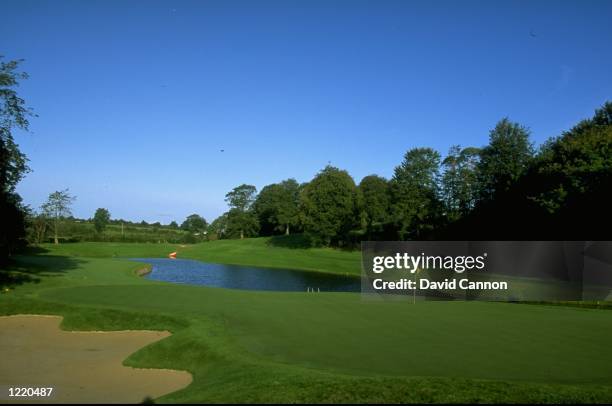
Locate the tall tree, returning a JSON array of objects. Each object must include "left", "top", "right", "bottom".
[
  {"left": 390, "top": 147, "right": 441, "bottom": 239},
  {"left": 93, "top": 208, "right": 111, "bottom": 233},
  {"left": 0, "top": 57, "right": 35, "bottom": 262},
  {"left": 276, "top": 179, "right": 300, "bottom": 235},
  {"left": 525, "top": 102, "right": 612, "bottom": 234},
  {"left": 253, "top": 179, "right": 300, "bottom": 235},
  {"left": 299, "top": 166, "right": 359, "bottom": 246},
  {"left": 441, "top": 145, "right": 480, "bottom": 219},
  {"left": 225, "top": 184, "right": 257, "bottom": 212},
  {"left": 358, "top": 175, "right": 390, "bottom": 239},
  {"left": 41, "top": 189, "right": 75, "bottom": 244},
  {"left": 0, "top": 57, "right": 33, "bottom": 191},
  {"left": 477, "top": 118, "right": 534, "bottom": 201},
  {"left": 225, "top": 184, "right": 257, "bottom": 239}
]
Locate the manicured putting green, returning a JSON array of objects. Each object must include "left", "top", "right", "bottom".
[{"left": 40, "top": 284, "right": 612, "bottom": 383}]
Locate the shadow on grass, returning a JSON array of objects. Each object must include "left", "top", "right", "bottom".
[
  {"left": 0, "top": 254, "right": 84, "bottom": 290},
  {"left": 20, "top": 245, "right": 51, "bottom": 255},
  {"left": 266, "top": 234, "right": 314, "bottom": 249}
]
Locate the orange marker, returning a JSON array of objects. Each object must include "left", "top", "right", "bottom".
[{"left": 169, "top": 252, "right": 177, "bottom": 259}]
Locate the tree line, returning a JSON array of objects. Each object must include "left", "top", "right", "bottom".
[
  {"left": 27, "top": 194, "right": 210, "bottom": 244},
  {"left": 208, "top": 104, "right": 611, "bottom": 246}
]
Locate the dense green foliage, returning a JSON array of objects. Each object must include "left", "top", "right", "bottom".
[
  {"left": 358, "top": 175, "right": 391, "bottom": 239},
  {"left": 0, "top": 57, "right": 33, "bottom": 262},
  {"left": 441, "top": 145, "right": 480, "bottom": 219},
  {"left": 180, "top": 213, "right": 208, "bottom": 234},
  {"left": 2, "top": 242, "right": 612, "bottom": 403},
  {"left": 443, "top": 103, "right": 612, "bottom": 239},
  {"left": 208, "top": 102, "right": 611, "bottom": 245},
  {"left": 390, "top": 147, "right": 442, "bottom": 240},
  {"left": 93, "top": 208, "right": 110, "bottom": 233},
  {"left": 253, "top": 178, "right": 301, "bottom": 236},
  {"left": 46, "top": 220, "right": 192, "bottom": 244},
  {"left": 477, "top": 118, "right": 534, "bottom": 200},
  {"left": 530, "top": 111, "right": 612, "bottom": 217},
  {"left": 300, "top": 166, "right": 360, "bottom": 246},
  {"left": 224, "top": 184, "right": 259, "bottom": 239}
]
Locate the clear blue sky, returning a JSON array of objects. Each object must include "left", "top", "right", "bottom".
[{"left": 2, "top": 0, "right": 611, "bottom": 224}]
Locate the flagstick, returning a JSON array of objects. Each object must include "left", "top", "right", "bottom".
[{"left": 413, "top": 272, "right": 416, "bottom": 304}]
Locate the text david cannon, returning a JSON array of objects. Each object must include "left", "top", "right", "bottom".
[{"left": 372, "top": 278, "right": 508, "bottom": 291}]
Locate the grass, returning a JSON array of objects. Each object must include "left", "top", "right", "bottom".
[
  {"left": 2, "top": 238, "right": 612, "bottom": 403},
  {"left": 34, "top": 236, "right": 363, "bottom": 276}
]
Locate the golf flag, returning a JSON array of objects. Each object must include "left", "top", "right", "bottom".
[{"left": 169, "top": 252, "right": 177, "bottom": 259}]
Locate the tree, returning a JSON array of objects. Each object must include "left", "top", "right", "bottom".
[
  {"left": 168, "top": 221, "right": 179, "bottom": 229},
  {"left": 93, "top": 208, "right": 111, "bottom": 233},
  {"left": 0, "top": 192, "right": 28, "bottom": 259},
  {"left": 523, "top": 102, "right": 612, "bottom": 234},
  {"left": 390, "top": 147, "right": 441, "bottom": 239},
  {"left": 299, "top": 166, "right": 359, "bottom": 246},
  {"left": 439, "top": 103, "right": 611, "bottom": 240},
  {"left": 358, "top": 175, "right": 390, "bottom": 239},
  {"left": 209, "top": 213, "right": 229, "bottom": 239},
  {"left": 253, "top": 179, "right": 300, "bottom": 235},
  {"left": 225, "top": 184, "right": 257, "bottom": 211},
  {"left": 275, "top": 179, "right": 300, "bottom": 235},
  {"left": 441, "top": 145, "right": 480, "bottom": 219},
  {"left": 0, "top": 57, "right": 33, "bottom": 191},
  {"left": 180, "top": 214, "right": 208, "bottom": 234},
  {"left": 477, "top": 118, "right": 534, "bottom": 201},
  {"left": 0, "top": 57, "right": 35, "bottom": 262},
  {"left": 41, "top": 189, "right": 75, "bottom": 244},
  {"left": 225, "top": 184, "right": 257, "bottom": 239},
  {"left": 226, "top": 208, "right": 259, "bottom": 239},
  {"left": 27, "top": 211, "right": 48, "bottom": 244}
]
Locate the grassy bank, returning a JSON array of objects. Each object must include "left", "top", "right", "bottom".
[
  {"left": 2, "top": 240, "right": 612, "bottom": 403},
  {"left": 34, "top": 236, "right": 362, "bottom": 276}
]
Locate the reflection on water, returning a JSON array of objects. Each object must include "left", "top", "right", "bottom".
[{"left": 132, "top": 258, "right": 360, "bottom": 292}]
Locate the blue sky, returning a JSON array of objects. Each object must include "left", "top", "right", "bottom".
[{"left": 2, "top": 0, "right": 611, "bottom": 224}]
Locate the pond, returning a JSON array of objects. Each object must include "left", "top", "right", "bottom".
[{"left": 131, "top": 258, "right": 360, "bottom": 293}]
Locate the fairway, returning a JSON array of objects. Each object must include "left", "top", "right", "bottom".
[{"left": 2, "top": 240, "right": 612, "bottom": 403}]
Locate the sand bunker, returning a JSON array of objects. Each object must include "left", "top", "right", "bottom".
[{"left": 0, "top": 315, "right": 192, "bottom": 404}]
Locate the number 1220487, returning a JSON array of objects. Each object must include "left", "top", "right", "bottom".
[{"left": 8, "top": 387, "right": 54, "bottom": 397}]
